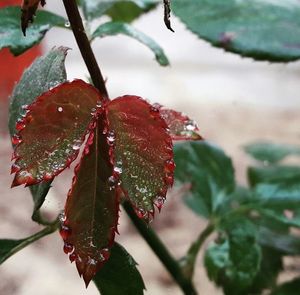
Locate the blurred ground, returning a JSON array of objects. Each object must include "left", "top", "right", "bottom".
[{"left": 1, "top": 3, "right": 300, "bottom": 295}]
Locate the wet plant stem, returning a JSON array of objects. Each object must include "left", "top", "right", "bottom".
[
  {"left": 62, "top": 1, "right": 196, "bottom": 293},
  {"left": 181, "top": 223, "right": 214, "bottom": 278},
  {"left": 0, "top": 219, "right": 59, "bottom": 264},
  {"left": 62, "top": 0, "right": 109, "bottom": 99},
  {"left": 123, "top": 201, "right": 198, "bottom": 295}
]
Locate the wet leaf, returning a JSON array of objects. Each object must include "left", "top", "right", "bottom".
[
  {"left": 205, "top": 217, "right": 261, "bottom": 295},
  {"left": 81, "top": 0, "right": 158, "bottom": 21},
  {"left": 92, "top": 21, "right": 169, "bottom": 66},
  {"left": 61, "top": 117, "right": 119, "bottom": 287},
  {"left": 93, "top": 243, "right": 145, "bottom": 295},
  {"left": 244, "top": 141, "right": 300, "bottom": 164},
  {"left": 8, "top": 47, "right": 68, "bottom": 222},
  {"left": 11, "top": 80, "right": 101, "bottom": 187},
  {"left": 107, "top": 96, "right": 173, "bottom": 218},
  {"left": 0, "top": 6, "right": 65, "bottom": 55},
  {"left": 159, "top": 107, "right": 202, "bottom": 140},
  {"left": 21, "top": 0, "right": 46, "bottom": 35},
  {"left": 172, "top": 0, "right": 300, "bottom": 62},
  {"left": 174, "top": 141, "right": 235, "bottom": 218}
]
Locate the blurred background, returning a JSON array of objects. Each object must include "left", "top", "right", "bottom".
[{"left": 1, "top": 1, "right": 300, "bottom": 294}]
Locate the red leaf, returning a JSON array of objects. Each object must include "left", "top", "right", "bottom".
[
  {"left": 21, "top": 0, "right": 46, "bottom": 35},
  {"left": 107, "top": 96, "right": 173, "bottom": 219},
  {"left": 61, "top": 114, "right": 119, "bottom": 287},
  {"left": 157, "top": 106, "right": 203, "bottom": 141},
  {"left": 11, "top": 80, "right": 102, "bottom": 187}
]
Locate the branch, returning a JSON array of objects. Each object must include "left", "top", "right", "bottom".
[
  {"left": 181, "top": 223, "right": 214, "bottom": 278},
  {"left": 62, "top": 0, "right": 109, "bottom": 99},
  {"left": 123, "top": 201, "right": 198, "bottom": 295},
  {"left": 0, "top": 219, "right": 59, "bottom": 264}
]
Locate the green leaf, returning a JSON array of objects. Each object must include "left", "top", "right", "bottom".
[
  {"left": 174, "top": 141, "right": 235, "bottom": 218},
  {"left": 93, "top": 243, "right": 145, "bottom": 295},
  {"left": 0, "top": 6, "right": 66, "bottom": 56},
  {"left": 0, "top": 239, "right": 26, "bottom": 264},
  {"left": 247, "top": 166, "right": 300, "bottom": 221},
  {"left": 257, "top": 227, "right": 300, "bottom": 255},
  {"left": 244, "top": 141, "right": 300, "bottom": 164},
  {"left": 271, "top": 277, "right": 300, "bottom": 295},
  {"left": 81, "top": 0, "right": 158, "bottom": 21},
  {"left": 92, "top": 21, "right": 169, "bottom": 66},
  {"left": 106, "top": 1, "right": 158, "bottom": 23},
  {"left": 8, "top": 47, "right": 68, "bottom": 223},
  {"left": 205, "top": 218, "right": 262, "bottom": 294},
  {"left": 245, "top": 247, "right": 283, "bottom": 294},
  {"left": 0, "top": 224, "right": 58, "bottom": 264},
  {"left": 248, "top": 166, "right": 300, "bottom": 187},
  {"left": 172, "top": 0, "right": 300, "bottom": 62}
]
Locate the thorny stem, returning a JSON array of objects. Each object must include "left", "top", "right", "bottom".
[
  {"left": 181, "top": 223, "right": 214, "bottom": 278},
  {"left": 62, "top": 1, "right": 197, "bottom": 293},
  {"left": 62, "top": 0, "right": 109, "bottom": 99},
  {"left": 0, "top": 219, "right": 59, "bottom": 264},
  {"left": 123, "top": 201, "right": 198, "bottom": 295}
]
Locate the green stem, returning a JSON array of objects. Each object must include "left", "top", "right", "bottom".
[
  {"left": 181, "top": 223, "right": 214, "bottom": 278},
  {"left": 123, "top": 201, "right": 198, "bottom": 295},
  {"left": 62, "top": 0, "right": 109, "bottom": 99},
  {"left": 0, "top": 220, "right": 59, "bottom": 264}
]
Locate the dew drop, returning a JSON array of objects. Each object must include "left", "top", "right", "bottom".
[
  {"left": 88, "top": 257, "right": 97, "bottom": 266},
  {"left": 107, "top": 130, "right": 116, "bottom": 146},
  {"left": 165, "top": 174, "right": 173, "bottom": 186},
  {"left": 11, "top": 163, "right": 20, "bottom": 174},
  {"left": 96, "top": 100, "right": 102, "bottom": 108},
  {"left": 11, "top": 134, "right": 22, "bottom": 145},
  {"left": 72, "top": 140, "right": 82, "bottom": 150},
  {"left": 16, "top": 119, "right": 26, "bottom": 131},
  {"left": 165, "top": 159, "right": 175, "bottom": 173},
  {"left": 101, "top": 248, "right": 110, "bottom": 260},
  {"left": 150, "top": 103, "right": 161, "bottom": 114},
  {"left": 65, "top": 20, "right": 70, "bottom": 28},
  {"left": 108, "top": 175, "right": 119, "bottom": 189},
  {"left": 63, "top": 242, "right": 74, "bottom": 254},
  {"left": 60, "top": 225, "right": 72, "bottom": 240},
  {"left": 57, "top": 106, "right": 63, "bottom": 112},
  {"left": 185, "top": 120, "right": 196, "bottom": 131},
  {"left": 154, "top": 195, "right": 166, "bottom": 210},
  {"left": 136, "top": 208, "right": 147, "bottom": 219},
  {"left": 114, "top": 166, "right": 122, "bottom": 174}
]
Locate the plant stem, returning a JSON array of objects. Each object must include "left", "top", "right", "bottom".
[
  {"left": 62, "top": 2, "right": 196, "bottom": 293},
  {"left": 0, "top": 220, "right": 59, "bottom": 264},
  {"left": 181, "top": 223, "right": 214, "bottom": 278},
  {"left": 123, "top": 201, "right": 198, "bottom": 295},
  {"left": 62, "top": 0, "right": 109, "bottom": 99}
]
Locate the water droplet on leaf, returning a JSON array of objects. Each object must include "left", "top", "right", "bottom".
[
  {"left": 12, "top": 134, "right": 22, "bottom": 145},
  {"left": 63, "top": 242, "right": 74, "bottom": 254},
  {"left": 107, "top": 130, "right": 116, "bottom": 146}
]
